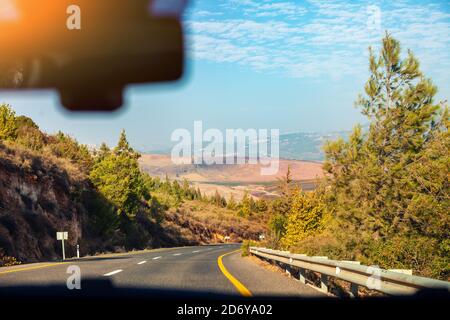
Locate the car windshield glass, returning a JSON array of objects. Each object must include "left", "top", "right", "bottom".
[{"left": 0, "top": 0, "right": 449, "bottom": 312}]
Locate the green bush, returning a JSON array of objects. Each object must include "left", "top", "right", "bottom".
[
  {"left": 241, "top": 239, "right": 257, "bottom": 257},
  {"left": 48, "top": 131, "right": 93, "bottom": 171},
  {"left": 0, "top": 248, "right": 21, "bottom": 267},
  {"left": 281, "top": 188, "right": 327, "bottom": 249},
  {"left": 0, "top": 104, "right": 17, "bottom": 141},
  {"left": 16, "top": 126, "right": 45, "bottom": 151},
  {"left": 83, "top": 190, "right": 119, "bottom": 238}
]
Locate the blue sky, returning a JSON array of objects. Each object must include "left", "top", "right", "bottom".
[{"left": 2, "top": 0, "right": 449, "bottom": 151}]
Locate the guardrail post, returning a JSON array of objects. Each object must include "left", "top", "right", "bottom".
[
  {"left": 299, "top": 268, "right": 306, "bottom": 284},
  {"left": 350, "top": 283, "right": 359, "bottom": 298},
  {"left": 285, "top": 266, "right": 292, "bottom": 277},
  {"left": 320, "top": 274, "right": 328, "bottom": 293}
]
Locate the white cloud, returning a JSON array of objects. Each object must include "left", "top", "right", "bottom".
[
  {"left": 191, "top": 10, "right": 223, "bottom": 17},
  {"left": 185, "top": 0, "right": 450, "bottom": 83},
  {"left": 245, "top": 2, "right": 308, "bottom": 18}
]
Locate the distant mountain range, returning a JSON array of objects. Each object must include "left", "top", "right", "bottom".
[
  {"left": 140, "top": 130, "right": 351, "bottom": 162},
  {"left": 277, "top": 131, "right": 350, "bottom": 161}
]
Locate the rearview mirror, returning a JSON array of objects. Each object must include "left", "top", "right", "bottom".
[{"left": 0, "top": 0, "right": 187, "bottom": 111}]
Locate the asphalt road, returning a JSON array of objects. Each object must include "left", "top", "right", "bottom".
[{"left": 0, "top": 244, "right": 323, "bottom": 298}]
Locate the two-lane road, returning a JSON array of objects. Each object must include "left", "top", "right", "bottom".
[{"left": 0, "top": 244, "right": 323, "bottom": 298}]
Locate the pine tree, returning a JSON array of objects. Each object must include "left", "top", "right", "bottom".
[
  {"left": 326, "top": 33, "right": 442, "bottom": 236},
  {"left": 97, "top": 142, "right": 111, "bottom": 160},
  {"left": 240, "top": 192, "right": 252, "bottom": 217},
  {"left": 90, "top": 131, "right": 148, "bottom": 218},
  {"left": 321, "top": 33, "right": 449, "bottom": 278},
  {"left": 213, "top": 190, "right": 226, "bottom": 207},
  {"left": 268, "top": 167, "right": 294, "bottom": 239},
  {"left": 196, "top": 187, "right": 202, "bottom": 200},
  {"left": 114, "top": 129, "right": 139, "bottom": 159},
  {"left": 227, "top": 194, "right": 237, "bottom": 210},
  {"left": 182, "top": 179, "right": 191, "bottom": 199},
  {"left": 277, "top": 165, "right": 292, "bottom": 196}
]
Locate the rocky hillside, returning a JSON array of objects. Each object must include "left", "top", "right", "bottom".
[
  {"left": 0, "top": 104, "right": 267, "bottom": 265},
  {"left": 0, "top": 142, "right": 88, "bottom": 261},
  {"left": 0, "top": 142, "right": 264, "bottom": 264}
]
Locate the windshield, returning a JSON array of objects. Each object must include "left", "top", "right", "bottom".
[{"left": 0, "top": 0, "right": 449, "bottom": 316}]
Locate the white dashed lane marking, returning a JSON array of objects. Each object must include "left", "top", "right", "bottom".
[
  {"left": 137, "top": 261, "right": 147, "bottom": 265},
  {"left": 153, "top": 256, "right": 162, "bottom": 260},
  {"left": 103, "top": 269, "right": 123, "bottom": 276}
]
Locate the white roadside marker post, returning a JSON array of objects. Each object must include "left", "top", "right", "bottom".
[
  {"left": 76, "top": 244, "right": 80, "bottom": 259},
  {"left": 56, "top": 232, "right": 68, "bottom": 261},
  {"left": 62, "top": 236, "right": 65, "bottom": 260}
]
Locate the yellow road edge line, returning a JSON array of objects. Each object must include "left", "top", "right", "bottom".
[
  {"left": 218, "top": 249, "right": 252, "bottom": 297},
  {"left": 0, "top": 262, "right": 70, "bottom": 275}
]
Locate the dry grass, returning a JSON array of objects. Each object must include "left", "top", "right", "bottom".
[
  {"left": 0, "top": 141, "right": 86, "bottom": 182},
  {"left": 164, "top": 200, "right": 267, "bottom": 243},
  {"left": 183, "top": 200, "right": 266, "bottom": 226}
]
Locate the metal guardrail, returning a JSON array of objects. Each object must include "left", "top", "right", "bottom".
[{"left": 249, "top": 247, "right": 450, "bottom": 296}]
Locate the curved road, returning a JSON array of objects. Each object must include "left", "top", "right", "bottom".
[{"left": 0, "top": 244, "right": 323, "bottom": 297}]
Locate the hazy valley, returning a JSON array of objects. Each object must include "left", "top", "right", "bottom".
[{"left": 139, "top": 154, "right": 325, "bottom": 200}]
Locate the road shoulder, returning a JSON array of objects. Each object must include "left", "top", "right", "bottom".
[{"left": 222, "top": 250, "right": 325, "bottom": 297}]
